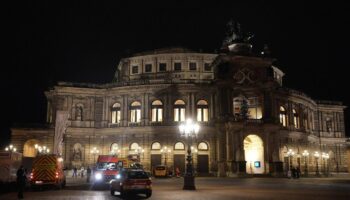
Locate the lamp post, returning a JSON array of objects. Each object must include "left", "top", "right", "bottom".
[
  {"left": 179, "top": 118, "right": 199, "bottom": 190},
  {"left": 286, "top": 149, "right": 295, "bottom": 178},
  {"left": 5, "top": 144, "right": 17, "bottom": 152},
  {"left": 135, "top": 147, "right": 144, "bottom": 162},
  {"left": 321, "top": 152, "right": 329, "bottom": 176},
  {"left": 90, "top": 147, "right": 99, "bottom": 163},
  {"left": 302, "top": 150, "right": 309, "bottom": 177},
  {"left": 34, "top": 144, "right": 50, "bottom": 155},
  {"left": 161, "top": 146, "right": 171, "bottom": 166},
  {"left": 314, "top": 151, "right": 320, "bottom": 176},
  {"left": 191, "top": 146, "right": 198, "bottom": 175}
]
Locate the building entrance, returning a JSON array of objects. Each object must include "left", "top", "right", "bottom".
[{"left": 244, "top": 134, "right": 264, "bottom": 174}]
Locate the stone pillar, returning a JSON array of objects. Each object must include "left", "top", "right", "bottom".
[{"left": 217, "top": 129, "right": 227, "bottom": 177}]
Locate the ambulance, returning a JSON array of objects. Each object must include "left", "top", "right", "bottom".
[{"left": 30, "top": 154, "right": 66, "bottom": 189}]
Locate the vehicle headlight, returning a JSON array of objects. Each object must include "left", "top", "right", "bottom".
[
  {"left": 95, "top": 173, "right": 102, "bottom": 180},
  {"left": 116, "top": 174, "right": 121, "bottom": 179}
]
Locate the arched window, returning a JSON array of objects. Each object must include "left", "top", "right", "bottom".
[
  {"left": 111, "top": 103, "right": 121, "bottom": 124},
  {"left": 174, "top": 100, "right": 185, "bottom": 122},
  {"left": 151, "top": 142, "right": 161, "bottom": 150},
  {"left": 151, "top": 100, "right": 163, "bottom": 122},
  {"left": 130, "top": 142, "right": 139, "bottom": 150},
  {"left": 174, "top": 142, "right": 185, "bottom": 150},
  {"left": 130, "top": 101, "right": 141, "bottom": 123},
  {"left": 198, "top": 142, "right": 209, "bottom": 150},
  {"left": 247, "top": 97, "right": 262, "bottom": 119},
  {"left": 293, "top": 109, "right": 299, "bottom": 129},
  {"left": 279, "top": 106, "right": 287, "bottom": 127},
  {"left": 110, "top": 143, "right": 119, "bottom": 153},
  {"left": 197, "top": 100, "right": 209, "bottom": 122},
  {"left": 233, "top": 96, "right": 262, "bottom": 119}
]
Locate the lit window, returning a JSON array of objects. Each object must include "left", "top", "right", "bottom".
[
  {"left": 198, "top": 142, "right": 208, "bottom": 150},
  {"left": 280, "top": 106, "right": 287, "bottom": 127},
  {"left": 111, "top": 103, "right": 121, "bottom": 124},
  {"left": 174, "top": 100, "right": 185, "bottom": 122},
  {"left": 233, "top": 96, "right": 262, "bottom": 119},
  {"left": 130, "top": 142, "right": 139, "bottom": 150},
  {"left": 174, "top": 142, "right": 185, "bottom": 150},
  {"left": 197, "top": 100, "right": 209, "bottom": 122},
  {"left": 151, "top": 100, "right": 163, "bottom": 122},
  {"left": 151, "top": 142, "right": 161, "bottom": 150},
  {"left": 130, "top": 101, "right": 141, "bottom": 123}
]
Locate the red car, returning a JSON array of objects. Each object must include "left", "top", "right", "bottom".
[{"left": 110, "top": 168, "right": 152, "bottom": 198}]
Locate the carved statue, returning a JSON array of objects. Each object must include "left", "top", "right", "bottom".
[
  {"left": 76, "top": 107, "right": 82, "bottom": 120},
  {"left": 73, "top": 147, "right": 82, "bottom": 161},
  {"left": 54, "top": 111, "right": 69, "bottom": 156},
  {"left": 222, "top": 20, "right": 254, "bottom": 48}
]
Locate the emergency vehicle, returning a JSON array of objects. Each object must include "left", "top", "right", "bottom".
[
  {"left": 93, "top": 155, "right": 141, "bottom": 185},
  {"left": 30, "top": 154, "right": 66, "bottom": 189}
]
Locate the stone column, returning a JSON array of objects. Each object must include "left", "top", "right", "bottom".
[{"left": 144, "top": 93, "right": 149, "bottom": 125}]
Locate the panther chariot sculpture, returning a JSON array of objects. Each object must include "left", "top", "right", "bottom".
[{"left": 221, "top": 20, "right": 254, "bottom": 54}]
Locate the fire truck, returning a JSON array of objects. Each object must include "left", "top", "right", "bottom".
[
  {"left": 29, "top": 154, "right": 66, "bottom": 189},
  {"left": 92, "top": 155, "right": 142, "bottom": 185}
]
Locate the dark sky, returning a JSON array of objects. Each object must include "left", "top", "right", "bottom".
[{"left": 1, "top": 1, "right": 350, "bottom": 147}]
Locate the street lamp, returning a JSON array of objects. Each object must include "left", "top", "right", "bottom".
[
  {"left": 161, "top": 146, "right": 171, "bottom": 166},
  {"left": 321, "top": 152, "right": 329, "bottom": 176},
  {"left": 5, "top": 144, "right": 17, "bottom": 152},
  {"left": 179, "top": 118, "right": 200, "bottom": 190},
  {"left": 34, "top": 144, "right": 50, "bottom": 155},
  {"left": 314, "top": 151, "right": 320, "bottom": 176},
  {"left": 90, "top": 147, "right": 99, "bottom": 163},
  {"left": 135, "top": 147, "right": 144, "bottom": 162},
  {"left": 111, "top": 146, "right": 121, "bottom": 156},
  {"left": 286, "top": 149, "right": 295, "bottom": 178},
  {"left": 191, "top": 146, "right": 198, "bottom": 175},
  {"left": 302, "top": 150, "right": 309, "bottom": 177}
]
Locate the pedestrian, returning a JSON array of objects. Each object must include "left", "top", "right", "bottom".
[
  {"left": 72, "top": 167, "right": 77, "bottom": 178},
  {"left": 81, "top": 166, "right": 84, "bottom": 178},
  {"left": 175, "top": 167, "right": 180, "bottom": 178},
  {"left": 291, "top": 166, "right": 296, "bottom": 178},
  {"left": 16, "top": 165, "right": 26, "bottom": 199},
  {"left": 86, "top": 166, "right": 92, "bottom": 183},
  {"left": 296, "top": 166, "right": 301, "bottom": 179}
]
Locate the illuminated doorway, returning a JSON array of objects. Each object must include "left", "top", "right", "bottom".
[
  {"left": 244, "top": 135, "right": 264, "bottom": 174},
  {"left": 23, "top": 139, "right": 40, "bottom": 157}
]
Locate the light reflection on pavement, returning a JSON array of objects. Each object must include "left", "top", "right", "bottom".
[{"left": 1, "top": 177, "right": 349, "bottom": 200}]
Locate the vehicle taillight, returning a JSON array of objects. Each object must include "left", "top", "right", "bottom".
[
  {"left": 146, "top": 179, "right": 152, "bottom": 185},
  {"left": 30, "top": 173, "right": 33, "bottom": 180},
  {"left": 55, "top": 172, "right": 59, "bottom": 178},
  {"left": 124, "top": 179, "right": 132, "bottom": 185}
]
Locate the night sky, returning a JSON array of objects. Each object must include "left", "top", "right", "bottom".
[{"left": 2, "top": 1, "right": 350, "bottom": 147}]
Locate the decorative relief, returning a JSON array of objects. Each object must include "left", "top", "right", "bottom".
[{"left": 233, "top": 68, "right": 256, "bottom": 84}]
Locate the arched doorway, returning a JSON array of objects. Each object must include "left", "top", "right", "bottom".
[
  {"left": 244, "top": 135, "right": 264, "bottom": 174},
  {"left": 23, "top": 139, "right": 40, "bottom": 157}
]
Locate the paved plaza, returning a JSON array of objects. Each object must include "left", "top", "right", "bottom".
[{"left": 1, "top": 176, "right": 350, "bottom": 200}]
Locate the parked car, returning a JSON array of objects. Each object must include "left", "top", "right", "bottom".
[
  {"left": 153, "top": 165, "right": 168, "bottom": 178},
  {"left": 110, "top": 168, "right": 152, "bottom": 198}
]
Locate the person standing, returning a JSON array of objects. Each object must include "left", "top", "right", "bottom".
[
  {"left": 72, "top": 167, "right": 77, "bottom": 178},
  {"left": 175, "top": 167, "right": 180, "bottom": 178},
  {"left": 16, "top": 165, "right": 26, "bottom": 199},
  {"left": 81, "top": 166, "right": 84, "bottom": 178},
  {"left": 86, "top": 166, "right": 92, "bottom": 183}
]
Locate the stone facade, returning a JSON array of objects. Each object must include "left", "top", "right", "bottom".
[{"left": 11, "top": 47, "right": 350, "bottom": 176}]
